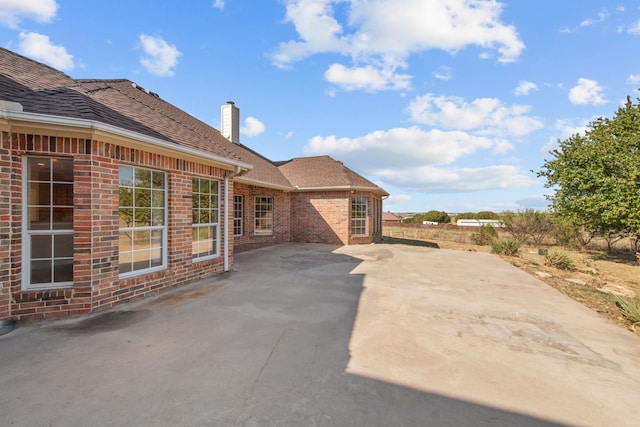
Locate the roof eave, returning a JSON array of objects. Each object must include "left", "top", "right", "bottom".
[
  {"left": 0, "top": 105, "right": 253, "bottom": 172},
  {"left": 292, "top": 185, "right": 389, "bottom": 196}
]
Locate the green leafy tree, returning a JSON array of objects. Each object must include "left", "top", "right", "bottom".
[
  {"left": 422, "top": 210, "right": 451, "bottom": 224},
  {"left": 456, "top": 212, "right": 478, "bottom": 220},
  {"left": 405, "top": 210, "right": 450, "bottom": 224},
  {"left": 538, "top": 96, "right": 640, "bottom": 249},
  {"left": 475, "top": 211, "right": 500, "bottom": 220}
]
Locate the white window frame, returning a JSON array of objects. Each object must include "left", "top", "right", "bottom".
[
  {"left": 22, "top": 156, "right": 74, "bottom": 290},
  {"left": 254, "top": 196, "right": 274, "bottom": 235},
  {"left": 233, "top": 195, "right": 243, "bottom": 237},
  {"left": 192, "top": 177, "right": 221, "bottom": 261},
  {"left": 118, "top": 166, "right": 167, "bottom": 277},
  {"left": 351, "top": 196, "right": 368, "bottom": 237}
]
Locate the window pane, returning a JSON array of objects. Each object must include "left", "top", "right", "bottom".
[
  {"left": 119, "top": 208, "right": 133, "bottom": 227},
  {"left": 119, "top": 250, "right": 132, "bottom": 274},
  {"left": 134, "top": 208, "right": 151, "bottom": 227},
  {"left": 152, "top": 171, "right": 164, "bottom": 189},
  {"left": 134, "top": 188, "right": 151, "bottom": 207},
  {"left": 53, "top": 183, "right": 73, "bottom": 206},
  {"left": 52, "top": 158, "right": 73, "bottom": 182},
  {"left": 133, "top": 230, "right": 150, "bottom": 248},
  {"left": 119, "top": 187, "right": 133, "bottom": 207},
  {"left": 133, "top": 249, "right": 151, "bottom": 271},
  {"left": 54, "top": 259, "right": 73, "bottom": 282},
  {"left": 135, "top": 169, "right": 151, "bottom": 188},
  {"left": 200, "top": 209, "right": 210, "bottom": 224},
  {"left": 150, "top": 230, "right": 162, "bottom": 248},
  {"left": 119, "top": 166, "right": 134, "bottom": 186},
  {"left": 150, "top": 248, "right": 163, "bottom": 267},
  {"left": 31, "top": 260, "right": 51, "bottom": 284},
  {"left": 119, "top": 232, "right": 133, "bottom": 250},
  {"left": 29, "top": 206, "right": 50, "bottom": 230},
  {"left": 31, "top": 235, "right": 52, "bottom": 258},
  {"left": 52, "top": 207, "right": 73, "bottom": 230},
  {"left": 151, "top": 190, "right": 164, "bottom": 207},
  {"left": 29, "top": 182, "right": 50, "bottom": 206},
  {"left": 200, "top": 179, "right": 210, "bottom": 194},
  {"left": 54, "top": 234, "right": 74, "bottom": 258},
  {"left": 151, "top": 209, "right": 164, "bottom": 226},
  {"left": 28, "top": 158, "right": 51, "bottom": 181}
]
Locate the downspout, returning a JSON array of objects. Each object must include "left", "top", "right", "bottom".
[{"left": 224, "top": 165, "right": 245, "bottom": 272}]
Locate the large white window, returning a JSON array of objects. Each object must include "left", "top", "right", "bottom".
[
  {"left": 351, "top": 196, "right": 368, "bottom": 236},
  {"left": 192, "top": 178, "right": 220, "bottom": 260},
  {"left": 23, "top": 157, "right": 74, "bottom": 289},
  {"left": 118, "top": 166, "right": 166, "bottom": 275},
  {"left": 254, "top": 196, "right": 273, "bottom": 235},
  {"left": 233, "top": 195, "right": 243, "bottom": 237}
]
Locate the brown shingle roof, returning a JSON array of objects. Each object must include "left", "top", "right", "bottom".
[
  {"left": 0, "top": 48, "right": 386, "bottom": 195},
  {"left": 277, "top": 155, "right": 388, "bottom": 195}
]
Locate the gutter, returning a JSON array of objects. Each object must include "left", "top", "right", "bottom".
[
  {"left": 0, "top": 102, "right": 253, "bottom": 172},
  {"left": 224, "top": 165, "right": 246, "bottom": 272},
  {"left": 292, "top": 185, "right": 390, "bottom": 197}
]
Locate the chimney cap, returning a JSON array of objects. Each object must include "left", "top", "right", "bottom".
[{"left": 226, "top": 101, "right": 235, "bottom": 105}]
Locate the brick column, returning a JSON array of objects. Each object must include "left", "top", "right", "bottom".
[{"left": 0, "top": 132, "right": 11, "bottom": 320}]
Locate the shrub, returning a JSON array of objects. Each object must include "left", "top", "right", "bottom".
[
  {"left": 501, "top": 209, "right": 554, "bottom": 245},
  {"left": 544, "top": 250, "right": 575, "bottom": 270},
  {"left": 470, "top": 224, "right": 498, "bottom": 246},
  {"left": 490, "top": 237, "right": 521, "bottom": 256},
  {"left": 616, "top": 297, "right": 640, "bottom": 329}
]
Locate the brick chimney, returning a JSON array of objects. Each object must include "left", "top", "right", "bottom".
[{"left": 221, "top": 101, "right": 240, "bottom": 144}]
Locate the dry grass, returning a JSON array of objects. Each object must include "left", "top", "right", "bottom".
[{"left": 383, "top": 225, "right": 640, "bottom": 335}]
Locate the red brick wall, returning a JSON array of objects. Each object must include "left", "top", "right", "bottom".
[
  {"left": 290, "top": 192, "right": 348, "bottom": 244},
  {"left": 1, "top": 132, "right": 231, "bottom": 322},
  {"left": 233, "top": 183, "right": 291, "bottom": 248},
  {"left": 0, "top": 132, "right": 11, "bottom": 320},
  {"left": 290, "top": 190, "right": 384, "bottom": 245}
]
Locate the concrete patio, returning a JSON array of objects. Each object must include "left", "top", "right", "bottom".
[{"left": 1, "top": 243, "right": 639, "bottom": 426}]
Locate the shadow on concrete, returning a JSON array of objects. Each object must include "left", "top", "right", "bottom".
[
  {"left": 0, "top": 243, "right": 570, "bottom": 426},
  {"left": 379, "top": 236, "right": 440, "bottom": 248}
]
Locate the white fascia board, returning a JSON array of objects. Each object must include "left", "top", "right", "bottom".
[
  {"left": 293, "top": 185, "right": 389, "bottom": 196},
  {"left": 0, "top": 107, "right": 253, "bottom": 172},
  {"left": 234, "top": 176, "right": 293, "bottom": 191}
]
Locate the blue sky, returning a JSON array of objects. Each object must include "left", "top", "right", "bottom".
[{"left": 1, "top": 1, "right": 639, "bottom": 213}]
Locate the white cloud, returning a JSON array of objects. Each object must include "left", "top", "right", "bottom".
[
  {"left": 240, "top": 116, "right": 265, "bottom": 137},
  {"left": 212, "top": 0, "right": 224, "bottom": 10},
  {"left": 0, "top": 0, "right": 57, "bottom": 28},
  {"left": 540, "top": 119, "right": 589, "bottom": 154},
  {"left": 433, "top": 66, "right": 452, "bottom": 81},
  {"left": 568, "top": 78, "right": 607, "bottom": 105},
  {"left": 374, "top": 165, "right": 534, "bottom": 193},
  {"left": 407, "top": 93, "right": 543, "bottom": 137},
  {"left": 579, "top": 10, "right": 609, "bottom": 28},
  {"left": 627, "top": 74, "right": 640, "bottom": 85},
  {"left": 18, "top": 31, "right": 73, "bottom": 70},
  {"left": 384, "top": 194, "right": 411, "bottom": 205},
  {"left": 629, "top": 21, "right": 640, "bottom": 35},
  {"left": 325, "top": 63, "right": 411, "bottom": 91},
  {"left": 271, "top": 0, "right": 524, "bottom": 92},
  {"left": 305, "top": 126, "right": 501, "bottom": 170},
  {"left": 514, "top": 80, "right": 538, "bottom": 96},
  {"left": 138, "top": 34, "right": 182, "bottom": 77}
]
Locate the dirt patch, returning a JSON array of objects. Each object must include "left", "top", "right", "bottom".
[{"left": 382, "top": 232, "right": 640, "bottom": 336}]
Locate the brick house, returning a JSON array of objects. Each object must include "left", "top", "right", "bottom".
[{"left": 0, "top": 48, "right": 387, "bottom": 322}]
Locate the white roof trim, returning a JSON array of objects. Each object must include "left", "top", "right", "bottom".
[{"left": 0, "top": 105, "right": 253, "bottom": 171}]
